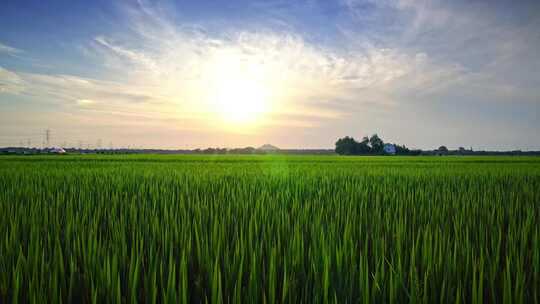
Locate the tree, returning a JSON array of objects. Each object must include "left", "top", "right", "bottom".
[
  {"left": 438, "top": 146, "right": 449, "bottom": 152},
  {"left": 335, "top": 136, "right": 373, "bottom": 155},
  {"left": 369, "top": 134, "right": 384, "bottom": 154},
  {"left": 335, "top": 136, "right": 359, "bottom": 155},
  {"left": 395, "top": 144, "right": 410, "bottom": 155},
  {"left": 358, "top": 136, "right": 372, "bottom": 154},
  {"left": 336, "top": 134, "right": 414, "bottom": 156}
]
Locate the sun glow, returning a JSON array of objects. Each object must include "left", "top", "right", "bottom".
[
  {"left": 213, "top": 77, "right": 270, "bottom": 123},
  {"left": 202, "top": 50, "right": 284, "bottom": 128}
]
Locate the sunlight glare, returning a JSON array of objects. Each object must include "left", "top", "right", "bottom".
[{"left": 214, "top": 77, "right": 270, "bottom": 123}]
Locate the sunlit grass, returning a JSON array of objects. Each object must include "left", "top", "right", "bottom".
[{"left": 0, "top": 155, "right": 539, "bottom": 303}]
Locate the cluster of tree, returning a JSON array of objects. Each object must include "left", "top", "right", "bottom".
[
  {"left": 335, "top": 134, "right": 419, "bottom": 155},
  {"left": 396, "top": 144, "right": 417, "bottom": 155}
]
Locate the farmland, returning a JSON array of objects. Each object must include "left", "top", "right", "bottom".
[{"left": 0, "top": 155, "right": 539, "bottom": 303}]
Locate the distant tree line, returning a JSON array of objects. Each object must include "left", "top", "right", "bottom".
[
  {"left": 0, "top": 146, "right": 337, "bottom": 156},
  {"left": 2, "top": 144, "right": 539, "bottom": 156},
  {"left": 335, "top": 134, "right": 420, "bottom": 156}
]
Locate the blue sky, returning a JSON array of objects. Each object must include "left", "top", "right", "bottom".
[{"left": 1, "top": 0, "right": 539, "bottom": 149}]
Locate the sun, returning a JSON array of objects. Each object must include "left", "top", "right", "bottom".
[
  {"left": 211, "top": 77, "right": 271, "bottom": 124},
  {"left": 199, "top": 49, "right": 282, "bottom": 127}
]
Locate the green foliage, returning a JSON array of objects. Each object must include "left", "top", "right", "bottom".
[
  {"left": 335, "top": 136, "right": 371, "bottom": 155},
  {"left": 369, "top": 134, "right": 384, "bottom": 154},
  {"left": 335, "top": 134, "right": 400, "bottom": 155},
  {"left": 438, "top": 146, "right": 449, "bottom": 153},
  {"left": 0, "top": 155, "right": 539, "bottom": 303}
]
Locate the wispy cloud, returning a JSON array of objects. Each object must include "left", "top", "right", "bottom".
[
  {"left": 0, "top": 66, "right": 24, "bottom": 94},
  {"left": 343, "top": 0, "right": 540, "bottom": 103},
  {"left": 0, "top": 42, "right": 24, "bottom": 55},
  {"left": 82, "top": 0, "right": 483, "bottom": 128},
  {"left": 3, "top": 0, "right": 501, "bottom": 132}
]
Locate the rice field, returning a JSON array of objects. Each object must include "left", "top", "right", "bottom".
[{"left": 0, "top": 155, "right": 539, "bottom": 303}]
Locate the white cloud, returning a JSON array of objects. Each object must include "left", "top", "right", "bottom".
[
  {"left": 84, "top": 0, "right": 480, "bottom": 129},
  {"left": 3, "top": 0, "right": 480, "bottom": 133},
  {"left": 0, "top": 42, "right": 24, "bottom": 55},
  {"left": 76, "top": 99, "right": 95, "bottom": 106},
  {"left": 0, "top": 66, "right": 24, "bottom": 94},
  {"left": 343, "top": 0, "right": 540, "bottom": 105}
]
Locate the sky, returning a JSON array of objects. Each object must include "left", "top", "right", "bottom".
[{"left": 1, "top": 0, "right": 539, "bottom": 150}]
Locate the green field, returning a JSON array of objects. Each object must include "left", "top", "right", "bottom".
[{"left": 1, "top": 155, "right": 539, "bottom": 303}]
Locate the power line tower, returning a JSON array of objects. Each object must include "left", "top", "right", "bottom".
[{"left": 45, "top": 129, "right": 51, "bottom": 147}]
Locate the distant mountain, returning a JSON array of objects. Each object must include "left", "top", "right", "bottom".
[{"left": 258, "top": 144, "right": 280, "bottom": 151}]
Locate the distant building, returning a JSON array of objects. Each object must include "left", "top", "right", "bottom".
[
  {"left": 50, "top": 147, "right": 66, "bottom": 154},
  {"left": 383, "top": 143, "right": 396, "bottom": 155}
]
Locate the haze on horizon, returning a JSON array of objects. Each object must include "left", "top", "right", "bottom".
[{"left": 1, "top": 0, "right": 539, "bottom": 150}]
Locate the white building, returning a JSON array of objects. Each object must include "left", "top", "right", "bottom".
[
  {"left": 50, "top": 147, "right": 66, "bottom": 154},
  {"left": 383, "top": 143, "right": 396, "bottom": 155}
]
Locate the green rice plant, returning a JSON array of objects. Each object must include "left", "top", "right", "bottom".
[{"left": 0, "top": 155, "right": 539, "bottom": 303}]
